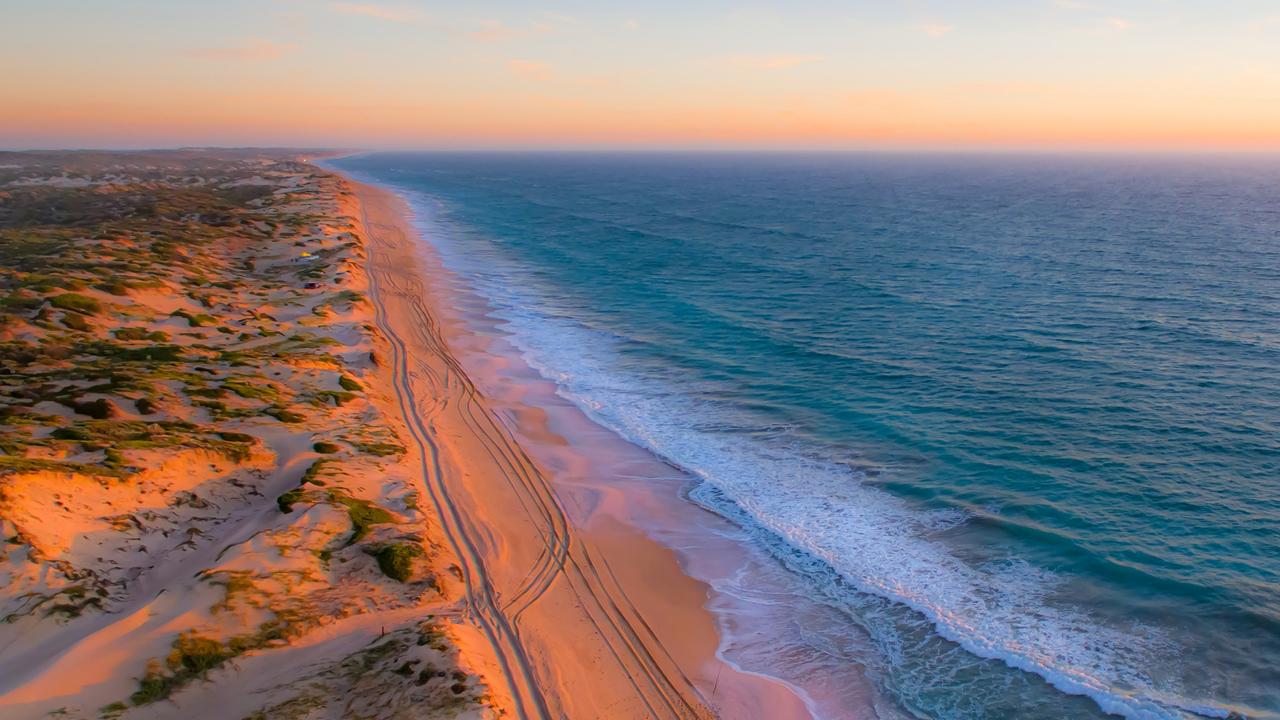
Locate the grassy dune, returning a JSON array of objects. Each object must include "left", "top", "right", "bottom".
[{"left": 0, "top": 151, "right": 491, "bottom": 720}]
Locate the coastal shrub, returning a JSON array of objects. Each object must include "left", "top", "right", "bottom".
[
  {"left": 60, "top": 312, "right": 91, "bottom": 331},
  {"left": 312, "top": 390, "right": 356, "bottom": 407},
  {"left": 96, "top": 280, "right": 130, "bottom": 296},
  {"left": 134, "top": 397, "right": 156, "bottom": 415},
  {"left": 95, "top": 344, "right": 183, "bottom": 362},
  {"left": 264, "top": 406, "right": 304, "bottom": 423},
  {"left": 0, "top": 294, "right": 43, "bottom": 313},
  {"left": 328, "top": 492, "right": 394, "bottom": 545},
  {"left": 216, "top": 431, "right": 254, "bottom": 443},
  {"left": 114, "top": 327, "right": 168, "bottom": 342},
  {"left": 169, "top": 634, "right": 229, "bottom": 676},
  {"left": 223, "top": 378, "right": 279, "bottom": 401},
  {"left": 130, "top": 632, "right": 234, "bottom": 705},
  {"left": 338, "top": 375, "right": 362, "bottom": 392},
  {"left": 170, "top": 309, "right": 218, "bottom": 327},
  {"left": 300, "top": 458, "right": 329, "bottom": 485},
  {"left": 52, "top": 427, "right": 91, "bottom": 441},
  {"left": 103, "top": 448, "right": 125, "bottom": 469},
  {"left": 277, "top": 488, "right": 306, "bottom": 513},
  {"left": 373, "top": 543, "right": 422, "bottom": 582},
  {"left": 312, "top": 441, "right": 341, "bottom": 454},
  {"left": 70, "top": 398, "right": 114, "bottom": 419},
  {"left": 131, "top": 669, "right": 174, "bottom": 706},
  {"left": 353, "top": 441, "right": 405, "bottom": 457},
  {"left": 49, "top": 293, "right": 101, "bottom": 315},
  {"left": 0, "top": 456, "right": 127, "bottom": 479}
]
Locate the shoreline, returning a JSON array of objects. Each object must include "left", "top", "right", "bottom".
[
  {"left": 340, "top": 169, "right": 889, "bottom": 719},
  {"left": 345, "top": 174, "right": 819, "bottom": 717}
]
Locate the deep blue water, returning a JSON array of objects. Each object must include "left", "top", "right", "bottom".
[{"left": 333, "top": 152, "right": 1280, "bottom": 720}]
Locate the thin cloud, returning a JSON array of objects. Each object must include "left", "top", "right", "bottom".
[
  {"left": 469, "top": 19, "right": 553, "bottom": 43},
  {"left": 922, "top": 23, "right": 953, "bottom": 37},
  {"left": 1104, "top": 17, "right": 1132, "bottom": 30},
  {"left": 726, "top": 54, "right": 822, "bottom": 70},
  {"left": 329, "top": 3, "right": 422, "bottom": 23},
  {"left": 507, "top": 59, "right": 553, "bottom": 81},
  {"left": 185, "top": 39, "right": 295, "bottom": 61}
]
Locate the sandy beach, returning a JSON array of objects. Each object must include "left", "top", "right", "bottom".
[
  {"left": 0, "top": 151, "right": 845, "bottom": 719},
  {"left": 348, "top": 176, "right": 818, "bottom": 720}
]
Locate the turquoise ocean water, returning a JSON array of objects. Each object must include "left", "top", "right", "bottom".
[{"left": 333, "top": 152, "right": 1280, "bottom": 720}]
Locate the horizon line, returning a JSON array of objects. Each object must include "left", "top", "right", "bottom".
[{"left": 6, "top": 144, "right": 1280, "bottom": 156}]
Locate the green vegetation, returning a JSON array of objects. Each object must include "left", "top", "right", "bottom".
[
  {"left": 130, "top": 613, "right": 310, "bottom": 706},
  {"left": 96, "top": 280, "right": 131, "bottom": 296},
  {"left": 263, "top": 405, "right": 304, "bottom": 423},
  {"left": 170, "top": 309, "right": 219, "bottom": 327},
  {"left": 0, "top": 154, "right": 479, "bottom": 712},
  {"left": 373, "top": 543, "right": 422, "bottom": 582},
  {"left": 60, "top": 312, "right": 91, "bottom": 331},
  {"left": 69, "top": 398, "right": 114, "bottom": 419},
  {"left": 312, "top": 389, "right": 356, "bottom": 407},
  {"left": 41, "top": 419, "right": 255, "bottom": 466},
  {"left": 300, "top": 458, "right": 330, "bottom": 485},
  {"left": 333, "top": 493, "right": 395, "bottom": 544},
  {"left": 352, "top": 440, "right": 406, "bottom": 457},
  {"left": 277, "top": 488, "right": 306, "bottom": 513},
  {"left": 114, "top": 327, "right": 167, "bottom": 341},
  {"left": 222, "top": 377, "right": 280, "bottom": 401},
  {"left": 49, "top": 293, "right": 102, "bottom": 315}
]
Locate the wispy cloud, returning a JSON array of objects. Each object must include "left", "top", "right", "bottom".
[
  {"left": 726, "top": 54, "right": 822, "bottom": 70},
  {"left": 507, "top": 59, "right": 553, "bottom": 81},
  {"left": 1054, "top": 1, "right": 1133, "bottom": 35},
  {"left": 185, "top": 38, "right": 295, "bottom": 61},
  {"left": 469, "top": 19, "right": 553, "bottom": 43},
  {"left": 921, "top": 22, "right": 953, "bottom": 37},
  {"left": 329, "top": 3, "right": 423, "bottom": 23}
]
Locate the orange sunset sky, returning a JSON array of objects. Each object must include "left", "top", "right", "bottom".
[{"left": 4, "top": 0, "right": 1280, "bottom": 150}]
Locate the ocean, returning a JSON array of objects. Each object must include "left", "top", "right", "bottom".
[{"left": 331, "top": 152, "right": 1280, "bottom": 720}]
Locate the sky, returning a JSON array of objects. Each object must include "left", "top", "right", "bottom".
[{"left": 3, "top": 0, "right": 1280, "bottom": 150}]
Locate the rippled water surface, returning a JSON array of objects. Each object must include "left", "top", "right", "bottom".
[{"left": 334, "top": 152, "right": 1280, "bottom": 720}]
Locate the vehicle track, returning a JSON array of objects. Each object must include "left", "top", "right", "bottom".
[{"left": 359, "top": 193, "right": 717, "bottom": 720}]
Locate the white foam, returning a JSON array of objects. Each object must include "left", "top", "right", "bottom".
[{"left": 357, "top": 173, "right": 1223, "bottom": 720}]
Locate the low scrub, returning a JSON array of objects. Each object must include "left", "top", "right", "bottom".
[
  {"left": 49, "top": 293, "right": 102, "bottom": 315},
  {"left": 373, "top": 543, "right": 423, "bottom": 582}
]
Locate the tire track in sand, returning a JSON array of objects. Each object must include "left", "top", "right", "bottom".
[{"left": 358, "top": 190, "right": 718, "bottom": 720}]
